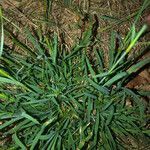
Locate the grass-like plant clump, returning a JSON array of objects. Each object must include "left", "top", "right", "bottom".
[{"left": 0, "top": 1, "right": 150, "bottom": 149}]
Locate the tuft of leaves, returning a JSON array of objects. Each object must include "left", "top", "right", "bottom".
[{"left": 0, "top": 3, "right": 150, "bottom": 149}]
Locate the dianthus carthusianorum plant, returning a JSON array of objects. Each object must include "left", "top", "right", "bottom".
[{"left": 0, "top": 1, "right": 150, "bottom": 149}]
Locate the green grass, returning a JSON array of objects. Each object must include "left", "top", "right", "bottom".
[{"left": 0, "top": 1, "right": 150, "bottom": 149}]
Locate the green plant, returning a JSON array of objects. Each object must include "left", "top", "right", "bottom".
[{"left": 0, "top": 4, "right": 150, "bottom": 150}]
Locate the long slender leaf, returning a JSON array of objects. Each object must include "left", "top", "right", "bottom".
[
  {"left": 0, "top": 117, "right": 23, "bottom": 130},
  {"left": 122, "top": 87, "right": 145, "bottom": 118},
  {"left": 127, "top": 57, "right": 150, "bottom": 74},
  {"left": 21, "top": 111, "right": 40, "bottom": 124},
  {"left": 12, "top": 133, "right": 26, "bottom": 150},
  {"left": 86, "top": 56, "right": 97, "bottom": 82},
  {"left": 87, "top": 78, "right": 109, "bottom": 94},
  {"left": 104, "top": 72, "right": 127, "bottom": 87}
]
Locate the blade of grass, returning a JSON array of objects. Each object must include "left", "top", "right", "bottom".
[
  {"left": 52, "top": 33, "right": 58, "bottom": 64},
  {"left": 0, "top": 117, "right": 23, "bottom": 130},
  {"left": 127, "top": 57, "right": 150, "bottom": 74},
  {"left": 108, "top": 31, "right": 115, "bottom": 68},
  {"left": 94, "top": 109, "right": 100, "bottom": 146},
  {"left": 0, "top": 68, "right": 12, "bottom": 78},
  {"left": 25, "top": 29, "right": 44, "bottom": 56},
  {"left": 122, "top": 87, "right": 145, "bottom": 119},
  {"left": 105, "top": 126, "right": 117, "bottom": 150},
  {"left": 108, "top": 24, "right": 147, "bottom": 75},
  {"left": 94, "top": 48, "right": 104, "bottom": 71},
  {"left": 87, "top": 78, "right": 109, "bottom": 94},
  {"left": 105, "top": 106, "right": 115, "bottom": 126},
  {"left": 86, "top": 56, "right": 97, "bottom": 82},
  {"left": 21, "top": 111, "right": 40, "bottom": 125},
  {"left": 103, "top": 72, "right": 127, "bottom": 87},
  {"left": 30, "top": 117, "right": 56, "bottom": 150},
  {"left": 12, "top": 133, "right": 26, "bottom": 150}
]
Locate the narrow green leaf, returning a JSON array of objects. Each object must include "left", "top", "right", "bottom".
[
  {"left": 127, "top": 57, "right": 150, "bottom": 74},
  {"left": 12, "top": 133, "right": 26, "bottom": 150},
  {"left": 65, "top": 45, "right": 84, "bottom": 59},
  {"left": 52, "top": 33, "right": 58, "bottom": 64},
  {"left": 47, "top": 133, "right": 58, "bottom": 150},
  {"left": 78, "top": 131, "right": 93, "bottom": 149},
  {"left": 94, "top": 109, "right": 99, "bottom": 145},
  {"left": 30, "top": 127, "right": 45, "bottom": 150},
  {"left": 92, "top": 72, "right": 109, "bottom": 78},
  {"left": 87, "top": 78, "right": 109, "bottom": 94},
  {"left": 0, "top": 68, "right": 12, "bottom": 78},
  {"left": 100, "top": 15, "right": 119, "bottom": 21},
  {"left": 57, "top": 136, "right": 62, "bottom": 150},
  {"left": 0, "top": 117, "right": 23, "bottom": 130},
  {"left": 81, "top": 28, "right": 92, "bottom": 46},
  {"left": 7, "top": 120, "right": 30, "bottom": 134},
  {"left": 87, "top": 98, "right": 93, "bottom": 122},
  {"left": 122, "top": 87, "right": 145, "bottom": 118},
  {"left": 105, "top": 126, "right": 117, "bottom": 150},
  {"left": 31, "top": 117, "right": 56, "bottom": 150},
  {"left": 21, "top": 112, "right": 40, "bottom": 124},
  {"left": 25, "top": 29, "right": 44, "bottom": 55},
  {"left": 126, "top": 24, "right": 147, "bottom": 53},
  {"left": 109, "top": 31, "right": 115, "bottom": 68},
  {"left": 94, "top": 48, "right": 104, "bottom": 70},
  {"left": 102, "top": 99, "right": 114, "bottom": 111},
  {"left": 84, "top": 92, "right": 97, "bottom": 99},
  {"left": 134, "top": 0, "right": 150, "bottom": 25},
  {"left": 0, "top": 77, "right": 23, "bottom": 86},
  {"left": 86, "top": 56, "right": 97, "bottom": 82},
  {"left": 44, "top": 0, "right": 53, "bottom": 19},
  {"left": 142, "top": 130, "right": 150, "bottom": 135},
  {"left": 131, "top": 25, "right": 136, "bottom": 41},
  {"left": 105, "top": 106, "right": 115, "bottom": 125},
  {"left": 68, "top": 130, "right": 75, "bottom": 150},
  {"left": 40, "top": 132, "right": 55, "bottom": 140},
  {"left": 104, "top": 72, "right": 127, "bottom": 86}
]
